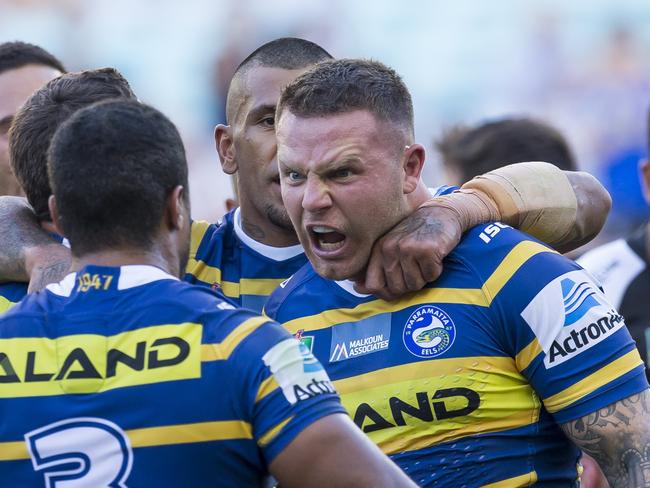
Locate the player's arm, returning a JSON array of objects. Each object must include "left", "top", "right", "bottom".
[
  {"left": 358, "top": 162, "right": 610, "bottom": 299},
  {"left": 0, "top": 196, "right": 70, "bottom": 290},
  {"left": 560, "top": 389, "right": 650, "bottom": 487},
  {"left": 459, "top": 164, "right": 610, "bottom": 253},
  {"left": 224, "top": 313, "right": 414, "bottom": 487},
  {"left": 271, "top": 413, "right": 415, "bottom": 488}
]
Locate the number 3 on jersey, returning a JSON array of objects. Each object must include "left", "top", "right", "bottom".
[{"left": 25, "top": 417, "right": 133, "bottom": 488}]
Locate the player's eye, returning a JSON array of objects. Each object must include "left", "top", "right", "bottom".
[
  {"left": 259, "top": 115, "right": 275, "bottom": 128},
  {"left": 333, "top": 168, "right": 352, "bottom": 179},
  {"left": 286, "top": 170, "right": 304, "bottom": 182}
]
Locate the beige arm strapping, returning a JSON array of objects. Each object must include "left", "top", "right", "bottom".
[{"left": 420, "top": 162, "right": 578, "bottom": 246}]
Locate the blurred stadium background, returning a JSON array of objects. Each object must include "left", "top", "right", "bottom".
[{"left": 2, "top": 0, "right": 649, "bottom": 240}]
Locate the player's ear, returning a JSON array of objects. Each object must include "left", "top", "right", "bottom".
[
  {"left": 48, "top": 195, "right": 65, "bottom": 236},
  {"left": 215, "top": 124, "right": 237, "bottom": 174},
  {"left": 640, "top": 159, "right": 650, "bottom": 204},
  {"left": 402, "top": 143, "right": 426, "bottom": 194},
  {"left": 165, "top": 185, "right": 187, "bottom": 231}
]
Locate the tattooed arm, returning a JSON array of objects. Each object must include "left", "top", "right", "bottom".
[
  {"left": 356, "top": 164, "right": 610, "bottom": 299},
  {"left": 561, "top": 389, "right": 650, "bottom": 487},
  {"left": 0, "top": 196, "right": 70, "bottom": 291}
]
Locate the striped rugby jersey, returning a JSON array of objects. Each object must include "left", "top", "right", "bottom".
[
  {"left": 265, "top": 223, "right": 649, "bottom": 487},
  {"left": 185, "top": 208, "right": 307, "bottom": 312},
  {"left": 0, "top": 265, "right": 343, "bottom": 487},
  {"left": 185, "top": 187, "right": 456, "bottom": 313}
]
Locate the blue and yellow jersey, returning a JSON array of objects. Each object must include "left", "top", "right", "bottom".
[
  {"left": 185, "top": 208, "right": 307, "bottom": 312},
  {"left": 265, "top": 222, "right": 649, "bottom": 487},
  {"left": 0, "top": 265, "right": 343, "bottom": 487},
  {"left": 0, "top": 282, "right": 27, "bottom": 314}
]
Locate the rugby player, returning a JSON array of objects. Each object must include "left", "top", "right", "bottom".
[
  {"left": 0, "top": 38, "right": 610, "bottom": 311},
  {"left": 437, "top": 116, "right": 608, "bottom": 486},
  {"left": 0, "top": 98, "right": 415, "bottom": 487},
  {"left": 0, "top": 42, "right": 64, "bottom": 196},
  {"left": 265, "top": 59, "right": 650, "bottom": 487},
  {"left": 0, "top": 68, "right": 138, "bottom": 312}
]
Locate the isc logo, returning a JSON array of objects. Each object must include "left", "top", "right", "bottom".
[{"left": 479, "top": 222, "right": 510, "bottom": 244}]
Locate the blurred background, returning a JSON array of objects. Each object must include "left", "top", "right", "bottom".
[{"left": 2, "top": 0, "right": 649, "bottom": 240}]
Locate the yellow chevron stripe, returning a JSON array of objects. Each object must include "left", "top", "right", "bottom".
[
  {"left": 515, "top": 338, "right": 543, "bottom": 372},
  {"left": 256, "top": 375, "right": 280, "bottom": 403},
  {"left": 128, "top": 420, "right": 252, "bottom": 447},
  {"left": 0, "top": 420, "right": 253, "bottom": 461},
  {"left": 0, "top": 440, "right": 29, "bottom": 461},
  {"left": 481, "top": 240, "right": 556, "bottom": 301},
  {"left": 481, "top": 471, "right": 538, "bottom": 487},
  {"left": 376, "top": 408, "right": 538, "bottom": 455},
  {"left": 201, "top": 315, "right": 269, "bottom": 361},
  {"left": 283, "top": 287, "right": 487, "bottom": 335},
  {"left": 0, "top": 295, "right": 15, "bottom": 314},
  {"left": 189, "top": 220, "right": 212, "bottom": 259},
  {"left": 283, "top": 240, "right": 553, "bottom": 335},
  {"left": 258, "top": 416, "right": 293, "bottom": 447},
  {"left": 544, "top": 349, "right": 644, "bottom": 413}
]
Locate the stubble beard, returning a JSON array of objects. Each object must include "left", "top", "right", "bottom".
[{"left": 265, "top": 203, "right": 296, "bottom": 233}]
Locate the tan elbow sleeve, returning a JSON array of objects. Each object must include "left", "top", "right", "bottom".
[{"left": 462, "top": 162, "right": 578, "bottom": 245}]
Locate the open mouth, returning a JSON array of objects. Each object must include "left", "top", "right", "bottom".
[{"left": 309, "top": 225, "right": 346, "bottom": 252}]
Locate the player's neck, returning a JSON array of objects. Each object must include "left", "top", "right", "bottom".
[
  {"left": 238, "top": 206, "right": 300, "bottom": 247},
  {"left": 409, "top": 180, "right": 435, "bottom": 209},
  {"left": 70, "top": 248, "right": 179, "bottom": 278}
]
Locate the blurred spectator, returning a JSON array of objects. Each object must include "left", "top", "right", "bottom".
[{"left": 436, "top": 117, "right": 577, "bottom": 186}]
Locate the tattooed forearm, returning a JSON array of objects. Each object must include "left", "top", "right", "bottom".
[
  {"left": 561, "top": 389, "right": 650, "bottom": 487},
  {"left": 0, "top": 196, "right": 69, "bottom": 283}
]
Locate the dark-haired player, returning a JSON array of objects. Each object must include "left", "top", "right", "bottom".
[
  {"left": 0, "top": 41, "right": 64, "bottom": 197},
  {"left": 265, "top": 58, "right": 650, "bottom": 487},
  {"left": 0, "top": 68, "right": 137, "bottom": 312},
  {"left": 0, "top": 98, "right": 415, "bottom": 487}
]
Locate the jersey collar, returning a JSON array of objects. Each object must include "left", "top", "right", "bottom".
[
  {"left": 46, "top": 265, "right": 179, "bottom": 297},
  {"left": 333, "top": 279, "right": 372, "bottom": 298},
  {"left": 232, "top": 207, "right": 304, "bottom": 261}
]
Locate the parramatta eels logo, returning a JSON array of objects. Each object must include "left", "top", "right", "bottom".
[{"left": 403, "top": 306, "right": 456, "bottom": 358}]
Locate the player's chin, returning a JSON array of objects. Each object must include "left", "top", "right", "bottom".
[{"left": 311, "top": 255, "right": 365, "bottom": 282}]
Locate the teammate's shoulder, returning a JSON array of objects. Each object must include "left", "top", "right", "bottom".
[
  {"left": 450, "top": 222, "right": 557, "bottom": 275},
  {"left": 264, "top": 261, "right": 322, "bottom": 318},
  {"left": 190, "top": 215, "right": 233, "bottom": 253}
]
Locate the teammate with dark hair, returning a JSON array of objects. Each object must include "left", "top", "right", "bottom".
[
  {"left": 0, "top": 98, "right": 415, "bottom": 487},
  {"left": 437, "top": 117, "right": 578, "bottom": 186},
  {"left": 0, "top": 41, "right": 64, "bottom": 196},
  {"left": 266, "top": 58, "right": 650, "bottom": 487}
]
